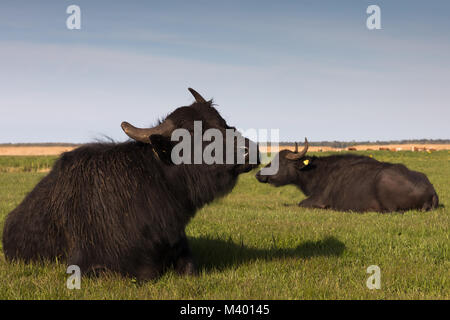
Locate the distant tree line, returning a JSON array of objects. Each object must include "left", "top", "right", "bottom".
[{"left": 278, "top": 139, "right": 450, "bottom": 148}]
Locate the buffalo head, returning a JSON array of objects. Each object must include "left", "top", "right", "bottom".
[
  {"left": 256, "top": 138, "right": 310, "bottom": 186},
  {"left": 121, "top": 88, "right": 259, "bottom": 173}
]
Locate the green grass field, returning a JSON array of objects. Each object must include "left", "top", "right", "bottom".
[{"left": 0, "top": 151, "right": 448, "bottom": 299}]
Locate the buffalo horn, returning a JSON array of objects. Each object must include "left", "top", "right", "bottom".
[
  {"left": 188, "top": 88, "right": 207, "bottom": 103},
  {"left": 121, "top": 120, "right": 174, "bottom": 143},
  {"left": 286, "top": 138, "right": 309, "bottom": 160}
]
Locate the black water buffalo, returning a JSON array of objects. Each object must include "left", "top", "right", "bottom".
[
  {"left": 2, "top": 88, "right": 259, "bottom": 280},
  {"left": 256, "top": 139, "right": 439, "bottom": 213}
]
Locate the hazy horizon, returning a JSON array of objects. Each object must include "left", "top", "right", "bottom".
[
  {"left": 1, "top": 1, "right": 449, "bottom": 143},
  {"left": 1, "top": 139, "right": 449, "bottom": 147}
]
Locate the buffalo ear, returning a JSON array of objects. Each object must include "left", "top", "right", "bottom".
[{"left": 149, "top": 134, "right": 175, "bottom": 164}]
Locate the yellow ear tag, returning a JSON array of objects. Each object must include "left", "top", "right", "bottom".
[{"left": 303, "top": 159, "right": 310, "bottom": 166}]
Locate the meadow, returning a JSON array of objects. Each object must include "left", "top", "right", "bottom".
[{"left": 0, "top": 151, "right": 448, "bottom": 299}]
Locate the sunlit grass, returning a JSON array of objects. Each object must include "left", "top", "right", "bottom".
[{"left": 0, "top": 151, "right": 448, "bottom": 299}]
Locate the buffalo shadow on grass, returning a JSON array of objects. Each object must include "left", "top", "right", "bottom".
[{"left": 189, "top": 236, "right": 345, "bottom": 272}]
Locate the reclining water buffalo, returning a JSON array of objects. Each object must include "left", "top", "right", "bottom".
[
  {"left": 256, "top": 139, "right": 439, "bottom": 213},
  {"left": 2, "top": 88, "right": 259, "bottom": 280}
]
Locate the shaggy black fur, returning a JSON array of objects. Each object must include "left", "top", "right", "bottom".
[
  {"left": 256, "top": 152, "right": 439, "bottom": 213},
  {"left": 2, "top": 93, "right": 258, "bottom": 280}
]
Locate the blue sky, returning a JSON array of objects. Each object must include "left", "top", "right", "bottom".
[{"left": 0, "top": 0, "right": 449, "bottom": 143}]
